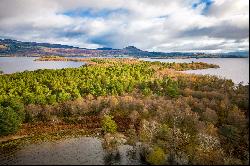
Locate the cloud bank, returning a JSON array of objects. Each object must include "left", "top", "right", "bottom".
[{"left": 0, "top": 0, "right": 249, "bottom": 53}]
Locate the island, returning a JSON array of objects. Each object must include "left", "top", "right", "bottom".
[
  {"left": 0, "top": 58, "right": 248, "bottom": 165},
  {"left": 34, "top": 56, "right": 220, "bottom": 70}
]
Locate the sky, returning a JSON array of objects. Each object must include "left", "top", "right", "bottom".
[{"left": 0, "top": 0, "right": 249, "bottom": 53}]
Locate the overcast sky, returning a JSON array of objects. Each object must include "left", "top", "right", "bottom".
[{"left": 0, "top": 0, "right": 249, "bottom": 53}]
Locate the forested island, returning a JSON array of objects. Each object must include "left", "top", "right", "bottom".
[
  {"left": 0, "top": 58, "right": 249, "bottom": 165},
  {"left": 35, "top": 56, "right": 220, "bottom": 70}
]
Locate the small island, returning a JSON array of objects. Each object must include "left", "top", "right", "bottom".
[{"left": 34, "top": 56, "right": 220, "bottom": 71}]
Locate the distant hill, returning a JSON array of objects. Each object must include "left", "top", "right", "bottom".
[
  {"left": 0, "top": 38, "right": 248, "bottom": 58},
  {"left": 219, "top": 51, "right": 249, "bottom": 58},
  {"left": 123, "top": 46, "right": 142, "bottom": 52}
]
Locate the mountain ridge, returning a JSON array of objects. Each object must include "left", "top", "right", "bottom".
[{"left": 0, "top": 38, "right": 248, "bottom": 58}]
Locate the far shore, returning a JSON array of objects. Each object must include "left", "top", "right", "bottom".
[{"left": 0, "top": 55, "right": 248, "bottom": 59}]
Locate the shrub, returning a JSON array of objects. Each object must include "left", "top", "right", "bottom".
[
  {"left": 142, "top": 87, "right": 152, "bottom": 96},
  {"left": 1, "top": 98, "right": 25, "bottom": 121},
  {"left": 24, "top": 104, "right": 42, "bottom": 123},
  {"left": 201, "top": 108, "right": 218, "bottom": 124},
  {"left": 47, "top": 94, "right": 57, "bottom": 105},
  {"left": 37, "top": 111, "right": 51, "bottom": 122},
  {"left": 101, "top": 115, "right": 117, "bottom": 133},
  {"left": 157, "top": 124, "right": 171, "bottom": 141},
  {"left": 166, "top": 85, "right": 179, "bottom": 98},
  {"left": 24, "top": 110, "right": 34, "bottom": 123},
  {"left": 146, "top": 146, "right": 166, "bottom": 165},
  {"left": 0, "top": 107, "right": 22, "bottom": 136},
  {"left": 139, "top": 129, "right": 152, "bottom": 142}
]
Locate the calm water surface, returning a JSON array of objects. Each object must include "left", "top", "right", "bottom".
[
  {"left": 0, "top": 137, "right": 145, "bottom": 165},
  {"left": 141, "top": 58, "right": 249, "bottom": 85},
  {"left": 0, "top": 57, "right": 84, "bottom": 74}
]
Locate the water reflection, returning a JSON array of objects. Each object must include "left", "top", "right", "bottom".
[
  {"left": 0, "top": 137, "right": 146, "bottom": 165},
  {"left": 104, "top": 145, "right": 147, "bottom": 165},
  {"left": 104, "top": 150, "right": 121, "bottom": 165}
]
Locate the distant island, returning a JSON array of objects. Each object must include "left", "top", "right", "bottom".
[
  {"left": 35, "top": 56, "right": 220, "bottom": 70},
  {"left": 0, "top": 39, "right": 249, "bottom": 58}
]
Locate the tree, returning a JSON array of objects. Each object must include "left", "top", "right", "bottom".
[
  {"left": 101, "top": 115, "right": 117, "bottom": 133},
  {"left": 0, "top": 107, "right": 22, "bottom": 136}
]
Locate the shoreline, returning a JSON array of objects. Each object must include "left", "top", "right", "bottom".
[
  {"left": 33, "top": 56, "right": 220, "bottom": 69},
  {"left": 0, "top": 55, "right": 248, "bottom": 58},
  {"left": 0, "top": 123, "right": 102, "bottom": 147}
]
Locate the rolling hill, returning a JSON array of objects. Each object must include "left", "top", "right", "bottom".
[{"left": 0, "top": 38, "right": 248, "bottom": 58}]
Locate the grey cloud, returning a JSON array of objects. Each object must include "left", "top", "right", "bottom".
[
  {"left": 207, "top": 0, "right": 249, "bottom": 18},
  {"left": 0, "top": 0, "right": 249, "bottom": 52},
  {"left": 181, "top": 24, "right": 249, "bottom": 40}
]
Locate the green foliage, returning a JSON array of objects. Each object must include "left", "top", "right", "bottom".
[
  {"left": 148, "top": 61, "right": 219, "bottom": 71},
  {"left": 0, "top": 107, "right": 22, "bottom": 136},
  {"left": 0, "top": 62, "right": 179, "bottom": 107},
  {"left": 142, "top": 87, "right": 152, "bottom": 96},
  {"left": 139, "top": 76, "right": 179, "bottom": 97},
  {"left": 101, "top": 115, "right": 117, "bottom": 133},
  {"left": 1, "top": 98, "right": 25, "bottom": 121},
  {"left": 90, "top": 58, "right": 107, "bottom": 64},
  {"left": 146, "top": 146, "right": 166, "bottom": 165},
  {"left": 163, "top": 77, "right": 179, "bottom": 97}
]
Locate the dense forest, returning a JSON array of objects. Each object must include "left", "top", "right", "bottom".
[{"left": 0, "top": 58, "right": 249, "bottom": 165}]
